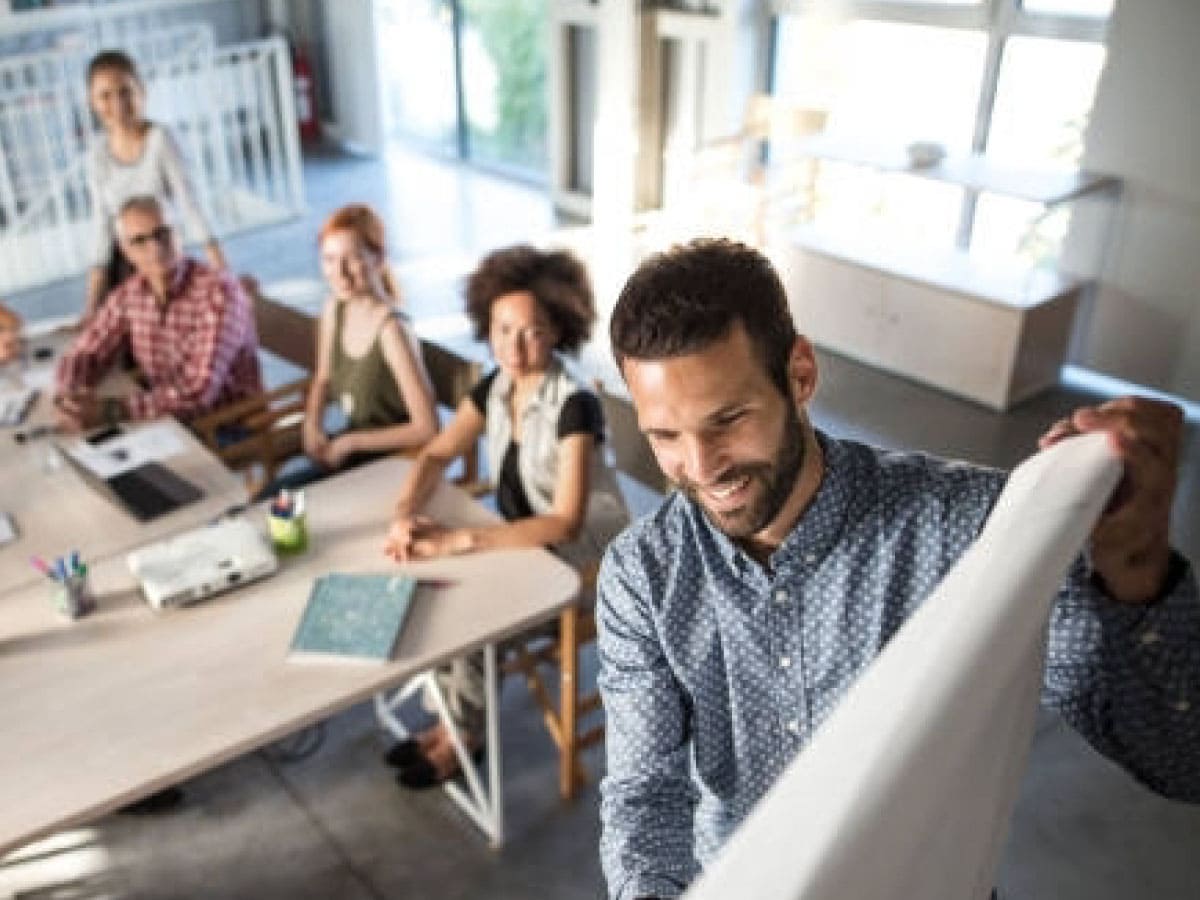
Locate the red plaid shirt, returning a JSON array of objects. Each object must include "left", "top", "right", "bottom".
[{"left": 56, "top": 259, "right": 263, "bottom": 421}]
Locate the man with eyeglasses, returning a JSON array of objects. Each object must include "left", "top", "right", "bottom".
[{"left": 55, "top": 195, "right": 262, "bottom": 430}]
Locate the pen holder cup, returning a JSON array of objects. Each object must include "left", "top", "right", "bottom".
[
  {"left": 267, "top": 510, "right": 309, "bottom": 556},
  {"left": 52, "top": 574, "right": 95, "bottom": 620}
]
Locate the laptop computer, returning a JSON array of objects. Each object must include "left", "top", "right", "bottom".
[
  {"left": 128, "top": 517, "right": 278, "bottom": 609},
  {"left": 57, "top": 436, "right": 203, "bottom": 522}
]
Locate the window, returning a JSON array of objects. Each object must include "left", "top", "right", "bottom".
[
  {"left": 972, "top": 35, "right": 1106, "bottom": 266},
  {"left": 461, "top": 0, "right": 548, "bottom": 174},
  {"left": 774, "top": 16, "right": 986, "bottom": 251},
  {"left": 770, "top": 0, "right": 1110, "bottom": 267},
  {"left": 1021, "top": 0, "right": 1113, "bottom": 17},
  {"left": 375, "top": 0, "right": 548, "bottom": 180},
  {"left": 377, "top": 0, "right": 458, "bottom": 155}
]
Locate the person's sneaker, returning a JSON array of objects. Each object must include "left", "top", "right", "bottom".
[
  {"left": 118, "top": 786, "right": 184, "bottom": 815},
  {"left": 383, "top": 739, "right": 422, "bottom": 768},
  {"left": 395, "top": 746, "right": 485, "bottom": 790}
]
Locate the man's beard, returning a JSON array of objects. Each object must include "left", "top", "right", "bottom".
[{"left": 675, "top": 401, "right": 806, "bottom": 539}]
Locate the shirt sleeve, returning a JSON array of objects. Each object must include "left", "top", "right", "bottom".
[
  {"left": 597, "top": 538, "right": 701, "bottom": 900},
  {"left": 55, "top": 287, "right": 129, "bottom": 394},
  {"left": 468, "top": 370, "right": 498, "bottom": 415},
  {"left": 156, "top": 125, "right": 215, "bottom": 246},
  {"left": 1043, "top": 551, "right": 1200, "bottom": 802},
  {"left": 125, "top": 272, "right": 251, "bottom": 420},
  {"left": 557, "top": 389, "right": 604, "bottom": 442}
]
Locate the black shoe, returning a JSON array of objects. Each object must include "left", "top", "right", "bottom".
[
  {"left": 384, "top": 739, "right": 422, "bottom": 768},
  {"left": 396, "top": 746, "right": 485, "bottom": 791},
  {"left": 396, "top": 756, "right": 440, "bottom": 790},
  {"left": 119, "top": 786, "right": 184, "bottom": 815}
]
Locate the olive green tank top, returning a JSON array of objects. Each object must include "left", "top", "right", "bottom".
[{"left": 327, "top": 301, "right": 410, "bottom": 431}]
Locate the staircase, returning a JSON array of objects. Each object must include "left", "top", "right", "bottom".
[{"left": 0, "top": 18, "right": 304, "bottom": 296}]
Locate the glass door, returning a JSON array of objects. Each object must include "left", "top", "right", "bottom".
[
  {"left": 376, "top": 0, "right": 548, "bottom": 181},
  {"left": 376, "top": 0, "right": 460, "bottom": 157}
]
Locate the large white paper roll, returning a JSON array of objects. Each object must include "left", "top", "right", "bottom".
[{"left": 685, "top": 433, "right": 1121, "bottom": 900}]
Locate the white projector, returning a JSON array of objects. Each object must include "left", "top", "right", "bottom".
[{"left": 128, "top": 518, "right": 279, "bottom": 609}]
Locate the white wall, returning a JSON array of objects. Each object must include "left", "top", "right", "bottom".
[
  {"left": 1069, "top": 0, "right": 1200, "bottom": 399},
  {"left": 317, "top": 0, "right": 383, "bottom": 155}
]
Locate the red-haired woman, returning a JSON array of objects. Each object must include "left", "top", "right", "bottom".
[{"left": 295, "top": 204, "right": 437, "bottom": 483}]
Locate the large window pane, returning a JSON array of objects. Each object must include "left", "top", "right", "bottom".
[
  {"left": 973, "top": 36, "right": 1106, "bottom": 266},
  {"left": 461, "top": 0, "right": 548, "bottom": 177},
  {"left": 1021, "top": 0, "right": 1113, "bottom": 17},
  {"left": 377, "top": 0, "right": 458, "bottom": 155},
  {"left": 985, "top": 36, "right": 1105, "bottom": 168},
  {"left": 774, "top": 19, "right": 986, "bottom": 149},
  {"left": 773, "top": 17, "right": 986, "bottom": 251}
]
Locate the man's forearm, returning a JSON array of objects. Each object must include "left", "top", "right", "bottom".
[{"left": 1047, "top": 553, "right": 1200, "bottom": 801}]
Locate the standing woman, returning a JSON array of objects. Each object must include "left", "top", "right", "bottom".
[
  {"left": 83, "top": 50, "right": 227, "bottom": 320},
  {"left": 382, "top": 244, "right": 629, "bottom": 788},
  {"left": 296, "top": 204, "right": 437, "bottom": 484}
]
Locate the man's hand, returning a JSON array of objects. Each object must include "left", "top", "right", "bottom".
[
  {"left": 1039, "top": 396, "right": 1184, "bottom": 604},
  {"left": 54, "top": 391, "right": 106, "bottom": 432},
  {"left": 384, "top": 514, "right": 472, "bottom": 562}
]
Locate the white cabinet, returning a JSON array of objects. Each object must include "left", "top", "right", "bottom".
[
  {"left": 789, "top": 237, "right": 1082, "bottom": 411},
  {"left": 780, "top": 136, "right": 1116, "bottom": 410}
]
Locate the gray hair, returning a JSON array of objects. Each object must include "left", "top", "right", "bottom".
[{"left": 115, "top": 195, "right": 174, "bottom": 238}]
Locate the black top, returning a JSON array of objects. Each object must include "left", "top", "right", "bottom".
[{"left": 468, "top": 370, "right": 605, "bottom": 521}]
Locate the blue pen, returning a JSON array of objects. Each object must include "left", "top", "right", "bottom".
[
  {"left": 70, "top": 550, "right": 81, "bottom": 575},
  {"left": 53, "top": 557, "right": 67, "bottom": 581}
]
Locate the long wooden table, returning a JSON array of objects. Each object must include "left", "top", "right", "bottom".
[
  {"left": 0, "top": 457, "right": 579, "bottom": 855},
  {"left": 0, "top": 327, "right": 246, "bottom": 597}
]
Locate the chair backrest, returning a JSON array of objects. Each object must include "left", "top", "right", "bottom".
[
  {"left": 420, "top": 339, "right": 483, "bottom": 412},
  {"left": 252, "top": 290, "right": 317, "bottom": 372},
  {"left": 419, "top": 337, "right": 485, "bottom": 487},
  {"left": 596, "top": 381, "right": 669, "bottom": 495}
]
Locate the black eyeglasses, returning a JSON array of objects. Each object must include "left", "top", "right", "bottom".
[{"left": 125, "top": 224, "right": 173, "bottom": 248}]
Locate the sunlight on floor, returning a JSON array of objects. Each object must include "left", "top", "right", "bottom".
[{"left": 0, "top": 828, "right": 117, "bottom": 898}]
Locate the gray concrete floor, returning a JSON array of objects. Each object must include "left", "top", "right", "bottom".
[{"left": 3, "top": 143, "right": 1198, "bottom": 899}]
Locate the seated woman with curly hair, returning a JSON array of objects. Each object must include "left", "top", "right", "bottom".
[{"left": 382, "top": 244, "right": 629, "bottom": 788}]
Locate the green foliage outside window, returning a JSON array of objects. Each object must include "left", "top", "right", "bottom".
[{"left": 462, "top": 0, "right": 548, "bottom": 173}]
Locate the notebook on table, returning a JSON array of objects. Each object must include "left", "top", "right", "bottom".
[{"left": 289, "top": 573, "right": 418, "bottom": 663}]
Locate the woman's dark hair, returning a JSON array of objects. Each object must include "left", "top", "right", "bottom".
[
  {"left": 87, "top": 50, "right": 142, "bottom": 88},
  {"left": 610, "top": 238, "right": 798, "bottom": 397},
  {"left": 465, "top": 245, "right": 595, "bottom": 353}
]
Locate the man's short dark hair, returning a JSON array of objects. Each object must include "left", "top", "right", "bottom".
[
  {"left": 610, "top": 238, "right": 798, "bottom": 397},
  {"left": 87, "top": 50, "right": 142, "bottom": 87},
  {"left": 465, "top": 245, "right": 595, "bottom": 353}
]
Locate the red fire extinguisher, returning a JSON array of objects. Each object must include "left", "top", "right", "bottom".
[{"left": 293, "top": 42, "right": 320, "bottom": 143}]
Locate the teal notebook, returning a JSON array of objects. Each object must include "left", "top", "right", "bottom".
[{"left": 289, "top": 573, "right": 417, "bottom": 662}]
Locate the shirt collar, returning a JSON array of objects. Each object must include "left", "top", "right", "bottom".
[
  {"left": 688, "top": 429, "right": 853, "bottom": 574},
  {"left": 492, "top": 354, "right": 565, "bottom": 407},
  {"left": 132, "top": 257, "right": 192, "bottom": 303}
]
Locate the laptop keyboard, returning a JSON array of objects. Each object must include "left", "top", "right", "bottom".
[{"left": 109, "top": 463, "right": 202, "bottom": 521}]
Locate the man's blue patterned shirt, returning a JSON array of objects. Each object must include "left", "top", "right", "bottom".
[{"left": 597, "top": 432, "right": 1199, "bottom": 900}]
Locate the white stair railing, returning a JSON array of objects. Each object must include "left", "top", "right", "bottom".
[{"left": 0, "top": 27, "right": 303, "bottom": 296}]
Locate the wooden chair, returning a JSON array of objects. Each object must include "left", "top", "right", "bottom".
[
  {"left": 191, "top": 286, "right": 316, "bottom": 497},
  {"left": 416, "top": 337, "right": 486, "bottom": 492},
  {"left": 503, "top": 380, "right": 668, "bottom": 800}
]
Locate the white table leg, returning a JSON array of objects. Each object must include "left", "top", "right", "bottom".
[{"left": 374, "top": 642, "right": 504, "bottom": 847}]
